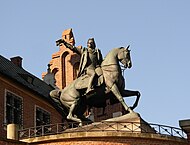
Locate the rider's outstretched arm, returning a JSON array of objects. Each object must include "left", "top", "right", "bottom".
[{"left": 62, "top": 39, "right": 84, "bottom": 55}]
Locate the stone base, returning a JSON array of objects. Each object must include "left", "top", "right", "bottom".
[
  {"left": 66, "top": 112, "right": 156, "bottom": 133},
  {"left": 104, "top": 111, "right": 140, "bottom": 122},
  {"left": 104, "top": 112, "right": 156, "bottom": 133}
]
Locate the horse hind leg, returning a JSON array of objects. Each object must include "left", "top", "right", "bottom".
[
  {"left": 121, "top": 90, "right": 141, "bottom": 110},
  {"left": 60, "top": 91, "right": 83, "bottom": 126},
  {"left": 66, "top": 100, "right": 82, "bottom": 126}
]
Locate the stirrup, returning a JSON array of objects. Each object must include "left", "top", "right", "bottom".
[{"left": 85, "top": 88, "right": 95, "bottom": 96}]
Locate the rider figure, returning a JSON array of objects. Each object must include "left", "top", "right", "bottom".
[{"left": 61, "top": 38, "right": 103, "bottom": 95}]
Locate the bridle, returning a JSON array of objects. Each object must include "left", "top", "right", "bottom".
[
  {"left": 101, "top": 47, "right": 131, "bottom": 73},
  {"left": 120, "top": 46, "right": 131, "bottom": 69}
]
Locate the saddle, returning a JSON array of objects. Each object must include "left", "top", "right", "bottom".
[{"left": 74, "top": 67, "right": 104, "bottom": 90}]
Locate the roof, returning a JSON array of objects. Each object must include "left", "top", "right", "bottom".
[
  {"left": 0, "top": 55, "right": 53, "bottom": 98},
  {"left": 0, "top": 55, "right": 67, "bottom": 117}
]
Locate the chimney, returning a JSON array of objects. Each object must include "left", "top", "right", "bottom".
[{"left": 10, "top": 56, "right": 23, "bottom": 68}]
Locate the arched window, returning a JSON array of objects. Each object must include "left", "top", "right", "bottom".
[
  {"left": 52, "top": 68, "right": 58, "bottom": 86},
  {"left": 52, "top": 68, "right": 58, "bottom": 75},
  {"left": 61, "top": 52, "right": 69, "bottom": 88},
  {"left": 73, "top": 62, "right": 80, "bottom": 80}
]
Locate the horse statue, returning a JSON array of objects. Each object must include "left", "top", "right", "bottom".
[{"left": 50, "top": 46, "right": 140, "bottom": 126}]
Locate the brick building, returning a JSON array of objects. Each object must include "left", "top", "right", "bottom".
[
  {"left": 42, "top": 28, "right": 80, "bottom": 89},
  {"left": 0, "top": 55, "right": 64, "bottom": 139}
]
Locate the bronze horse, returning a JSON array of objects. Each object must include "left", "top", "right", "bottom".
[{"left": 50, "top": 47, "right": 140, "bottom": 125}]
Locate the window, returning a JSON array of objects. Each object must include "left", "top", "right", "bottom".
[
  {"left": 96, "top": 108, "right": 106, "bottom": 117},
  {"left": 35, "top": 107, "right": 51, "bottom": 136},
  {"left": 35, "top": 107, "right": 50, "bottom": 126},
  {"left": 5, "top": 91, "right": 23, "bottom": 127},
  {"left": 62, "top": 52, "right": 69, "bottom": 88}
]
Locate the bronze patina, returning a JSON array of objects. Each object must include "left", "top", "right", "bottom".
[{"left": 51, "top": 39, "right": 140, "bottom": 126}]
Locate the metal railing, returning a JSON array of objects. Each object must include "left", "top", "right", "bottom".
[{"left": 19, "top": 121, "right": 187, "bottom": 139}]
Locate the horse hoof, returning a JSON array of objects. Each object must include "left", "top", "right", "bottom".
[
  {"left": 79, "top": 122, "right": 83, "bottom": 126},
  {"left": 127, "top": 108, "right": 134, "bottom": 114},
  {"left": 137, "top": 91, "right": 141, "bottom": 97},
  {"left": 129, "top": 106, "right": 134, "bottom": 110}
]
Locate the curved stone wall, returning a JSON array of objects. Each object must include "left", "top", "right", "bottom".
[{"left": 21, "top": 131, "right": 188, "bottom": 145}]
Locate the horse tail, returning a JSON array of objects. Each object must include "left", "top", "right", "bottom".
[{"left": 50, "top": 89, "right": 61, "bottom": 99}]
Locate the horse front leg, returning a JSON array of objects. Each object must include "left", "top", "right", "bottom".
[
  {"left": 121, "top": 90, "right": 141, "bottom": 110},
  {"left": 110, "top": 84, "right": 134, "bottom": 113}
]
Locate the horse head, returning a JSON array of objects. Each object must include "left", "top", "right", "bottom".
[{"left": 118, "top": 45, "right": 132, "bottom": 69}]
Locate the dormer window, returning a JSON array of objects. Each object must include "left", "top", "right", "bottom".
[{"left": 19, "top": 73, "right": 34, "bottom": 84}]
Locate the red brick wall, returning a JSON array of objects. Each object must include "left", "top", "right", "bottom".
[
  {"left": 0, "top": 75, "right": 6, "bottom": 137},
  {"left": 49, "top": 45, "right": 80, "bottom": 89},
  {"left": 0, "top": 75, "right": 63, "bottom": 138}
]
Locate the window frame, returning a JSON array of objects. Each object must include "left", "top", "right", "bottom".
[
  {"left": 4, "top": 89, "right": 23, "bottom": 129},
  {"left": 34, "top": 105, "right": 51, "bottom": 127}
]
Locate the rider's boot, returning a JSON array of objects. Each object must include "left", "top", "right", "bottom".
[{"left": 85, "top": 75, "right": 95, "bottom": 95}]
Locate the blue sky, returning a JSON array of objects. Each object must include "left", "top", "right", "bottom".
[{"left": 1, "top": 0, "right": 190, "bottom": 128}]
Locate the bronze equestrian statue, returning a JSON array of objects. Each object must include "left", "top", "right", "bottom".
[{"left": 50, "top": 39, "right": 140, "bottom": 126}]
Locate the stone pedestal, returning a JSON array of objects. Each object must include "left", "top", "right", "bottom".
[
  {"left": 103, "top": 112, "right": 155, "bottom": 133},
  {"left": 67, "top": 112, "right": 156, "bottom": 133}
]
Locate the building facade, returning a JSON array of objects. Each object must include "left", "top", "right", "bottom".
[{"left": 0, "top": 55, "right": 63, "bottom": 138}]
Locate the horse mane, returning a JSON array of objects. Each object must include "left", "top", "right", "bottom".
[
  {"left": 104, "top": 47, "right": 124, "bottom": 58},
  {"left": 101, "top": 47, "right": 124, "bottom": 66}
]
